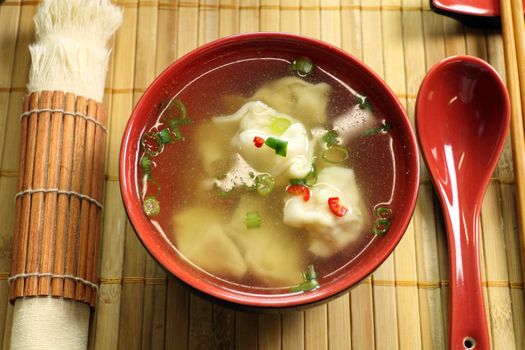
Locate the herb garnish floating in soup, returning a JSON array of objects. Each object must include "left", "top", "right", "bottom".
[{"left": 138, "top": 56, "right": 396, "bottom": 294}]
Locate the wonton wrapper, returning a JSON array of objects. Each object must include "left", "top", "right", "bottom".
[
  {"left": 224, "top": 195, "right": 305, "bottom": 286},
  {"left": 195, "top": 120, "right": 236, "bottom": 176},
  {"left": 251, "top": 76, "right": 331, "bottom": 127},
  {"left": 172, "top": 207, "right": 247, "bottom": 279},
  {"left": 214, "top": 101, "right": 314, "bottom": 182},
  {"left": 283, "top": 166, "right": 368, "bottom": 257}
]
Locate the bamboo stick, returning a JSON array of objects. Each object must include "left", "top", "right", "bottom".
[
  {"left": 487, "top": 25, "right": 525, "bottom": 339},
  {"left": 239, "top": 0, "right": 259, "bottom": 33},
  {"left": 258, "top": 314, "right": 282, "bottom": 350},
  {"left": 328, "top": 296, "right": 351, "bottom": 349},
  {"left": 282, "top": 311, "right": 304, "bottom": 350},
  {"left": 414, "top": 185, "right": 446, "bottom": 349},
  {"left": 235, "top": 311, "right": 258, "bottom": 349},
  {"left": 37, "top": 91, "right": 64, "bottom": 295},
  {"left": 164, "top": 279, "right": 189, "bottom": 350},
  {"left": 219, "top": 0, "right": 239, "bottom": 36},
  {"left": 260, "top": 0, "right": 279, "bottom": 31},
  {"left": 63, "top": 96, "right": 87, "bottom": 299},
  {"left": 177, "top": 0, "right": 199, "bottom": 58},
  {"left": 198, "top": 0, "right": 219, "bottom": 44},
  {"left": 300, "top": 0, "right": 320, "bottom": 39},
  {"left": 51, "top": 93, "right": 75, "bottom": 296},
  {"left": 507, "top": 0, "right": 525, "bottom": 295},
  {"left": 188, "top": 295, "right": 213, "bottom": 349},
  {"left": 73, "top": 98, "right": 97, "bottom": 301},
  {"left": 281, "top": 0, "right": 300, "bottom": 34},
  {"left": 86, "top": 104, "right": 107, "bottom": 306},
  {"left": 304, "top": 305, "right": 328, "bottom": 350},
  {"left": 212, "top": 305, "right": 235, "bottom": 349},
  {"left": 14, "top": 93, "right": 39, "bottom": 297},
  {"left": 8, "top": 95, "right": 30, "bottom": 300},
  {"left": 0, "top": 1, "right": 22, "bottom": 167},
  {"left": 24, "top": 91, "right": 52, "bottom": 295}
]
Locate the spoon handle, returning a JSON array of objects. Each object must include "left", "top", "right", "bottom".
[{"left": 443, "top": 205, "right": 490, "bottom": 349}]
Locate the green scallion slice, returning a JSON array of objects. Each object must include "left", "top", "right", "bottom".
[
  {"left": 372, "top": 218, "right": 391, "bottom": 235},
  {"left": 290, "top": 265, "right": 320, "bottom": 293},
  {"left": 291, "top": 57, "right": 315, "bottom": 77},
  {"left": 305, "top": 164, "right": 318, "bottom": 186},
  {"left": 321, "top": 145, "right": 349, "bottom": 164},
  {"left": 265, "top": 137, "right": 288, "bottom": 157},
  {"left": 245, "top": 211, "right": 261, "bottom": 229},
  {"left": 140, "top": 132, "right": 164, "bottom": 157},
  {"left": 322, "top": 130, "right": 339, "bottom": 147},
  {"left": 290, "top": 178, "right": 306, "bottom": 186},
  {"left": 143, "top": 196, "right": 160, "bottom": 216},
  {"left": 140, "top": 155, "right": 151, "bottom": 177},
  {"left": 375, "top": 207, "right": 392, "bottom": 218},
  {"left": 255, "top": 174, "right": 275, "bottom": 196},
  {"left": 158, "top": 128, "right": 173, "bottom": 144},
  {"left": 270, "top": 117, "right": 292, "bottom": 135},
  {"left": 357, "top": 95, "right": 372, "bottom": 110},
  {"left": 362, "top": 122, "right": 392, "bottom": 136}
]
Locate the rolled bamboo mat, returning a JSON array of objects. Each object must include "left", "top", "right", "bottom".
[{"left": 0, "top": 1, "right": 524, "bottom": 349}]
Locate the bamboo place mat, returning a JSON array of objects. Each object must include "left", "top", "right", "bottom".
[{"left": 1, "top": 1, "right": 524, "bottom": 349}]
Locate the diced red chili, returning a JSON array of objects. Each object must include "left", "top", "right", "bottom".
[
  {"left": 328, "top": 197, "right": 347, "bottom": 217},
  {"left": 253, "top": 136, "right": 265, "bottom": 148},
  {"left": 287, "top": 184, "right": 310, "bottom": 201}
]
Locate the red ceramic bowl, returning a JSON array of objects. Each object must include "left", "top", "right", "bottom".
[{"left": 120, "top": 33, "right": 419, "bottom": 310}]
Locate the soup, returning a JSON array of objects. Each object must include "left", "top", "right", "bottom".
[{"left": 137, "top": 56, "right": 395, "bottom": 295}]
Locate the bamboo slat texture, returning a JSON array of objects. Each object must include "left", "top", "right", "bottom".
[{"left": 0, "top": 0, "right": 524, "bottom": 349}]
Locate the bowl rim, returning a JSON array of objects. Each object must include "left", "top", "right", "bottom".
[{"left": 119, "top": 32, "right": 420, "bottom": 309}]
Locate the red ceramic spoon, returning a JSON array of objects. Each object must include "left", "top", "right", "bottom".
[{"left": 416, "top": 56, "right": 510, "bottom": 349}]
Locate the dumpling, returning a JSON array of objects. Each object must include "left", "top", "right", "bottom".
[
  {"left": 194, "top": 120, "right": 236, "bottom": 176},
  {"left": 283, "top": 166, "right": 368, "bottom": 257},
  {"left": 224, "top": 195, "right": 305, "bottom": 286},
  {"left": 171, "top": 206, "right": 247, "bottom": 278},
  {"left": 251, "top": 76, "right": 331, "bottom": 127},
  {"left": 214, "top": 101, "right": 314, "bottom": 182}
]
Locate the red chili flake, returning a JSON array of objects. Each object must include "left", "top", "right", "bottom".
[
  {"left": 328, "top": 197, "right": 348, "bottom": 217},
  {"left": 253, "top": 136, "right": 265, "bottom": 148},
  {"left": 287, "top": 184, "right": 310, "bottom": 201}
]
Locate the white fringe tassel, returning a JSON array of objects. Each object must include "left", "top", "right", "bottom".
[{"left": 27, "top": 0, "right": 122, "bottom": 102}]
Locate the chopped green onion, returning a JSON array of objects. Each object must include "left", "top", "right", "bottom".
[
  {"left": 375, "top": 207, "right": 392, "bottom": 218},
  {"left": 158, "top": 128, "right": 173, "bottom": 144},
  {"left": 290, "top": 265, "right": 320, "bottom": 293},
  {"left": 265, "top": 137, "right": 288, "bottom": 157},
  {"left": 140, "top": 155, "right": 151, "bottom": 176},
  {"left": 322, "top": 130, "right": 339, "bottom": 147},
  {"left": 357, "top": 95, "right": 372, "bottom": 110},
  {"left": 362, "top": 122, "right": 392, "bottom": 136},
  {"left": 141, "top": 132, "right": 164, "bottom": 157},
  {"left": 255, "top": 174, "right": 275, "bottom": 196},
  {"left": 245, "top": 211, "right": 261, "bottom": 229},
  {"left": 143, "top": 196, "right": 160, "bottom": 216},
  {"left": 321, "top": 145, "right": 349, "bottom": 164},
  {"left": 305, "top": 164, "right": 318, "bottom": 186},
  {"left": 290, "top": 178, "right": 306, "bottom": 186},
  {"left": 372, "top": 218, "right": 391, "bottom": 235},
  {"left": 304, "top": 264, "right": 318, "bottom": 281},
  {"left": 270, "top": 117, "right": 292, "bottom": 135},
  {"left": 291, "top": 57, "right": 315, "bottom": 77}
]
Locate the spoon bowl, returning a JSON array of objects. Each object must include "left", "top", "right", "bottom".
[{"left": 416, "top": 56, "right": 510, "bottom": 349}]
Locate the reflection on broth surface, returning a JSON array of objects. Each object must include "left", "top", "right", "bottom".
[{"left": 137, "top": 57, "right": 395, "bottom": 294}]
